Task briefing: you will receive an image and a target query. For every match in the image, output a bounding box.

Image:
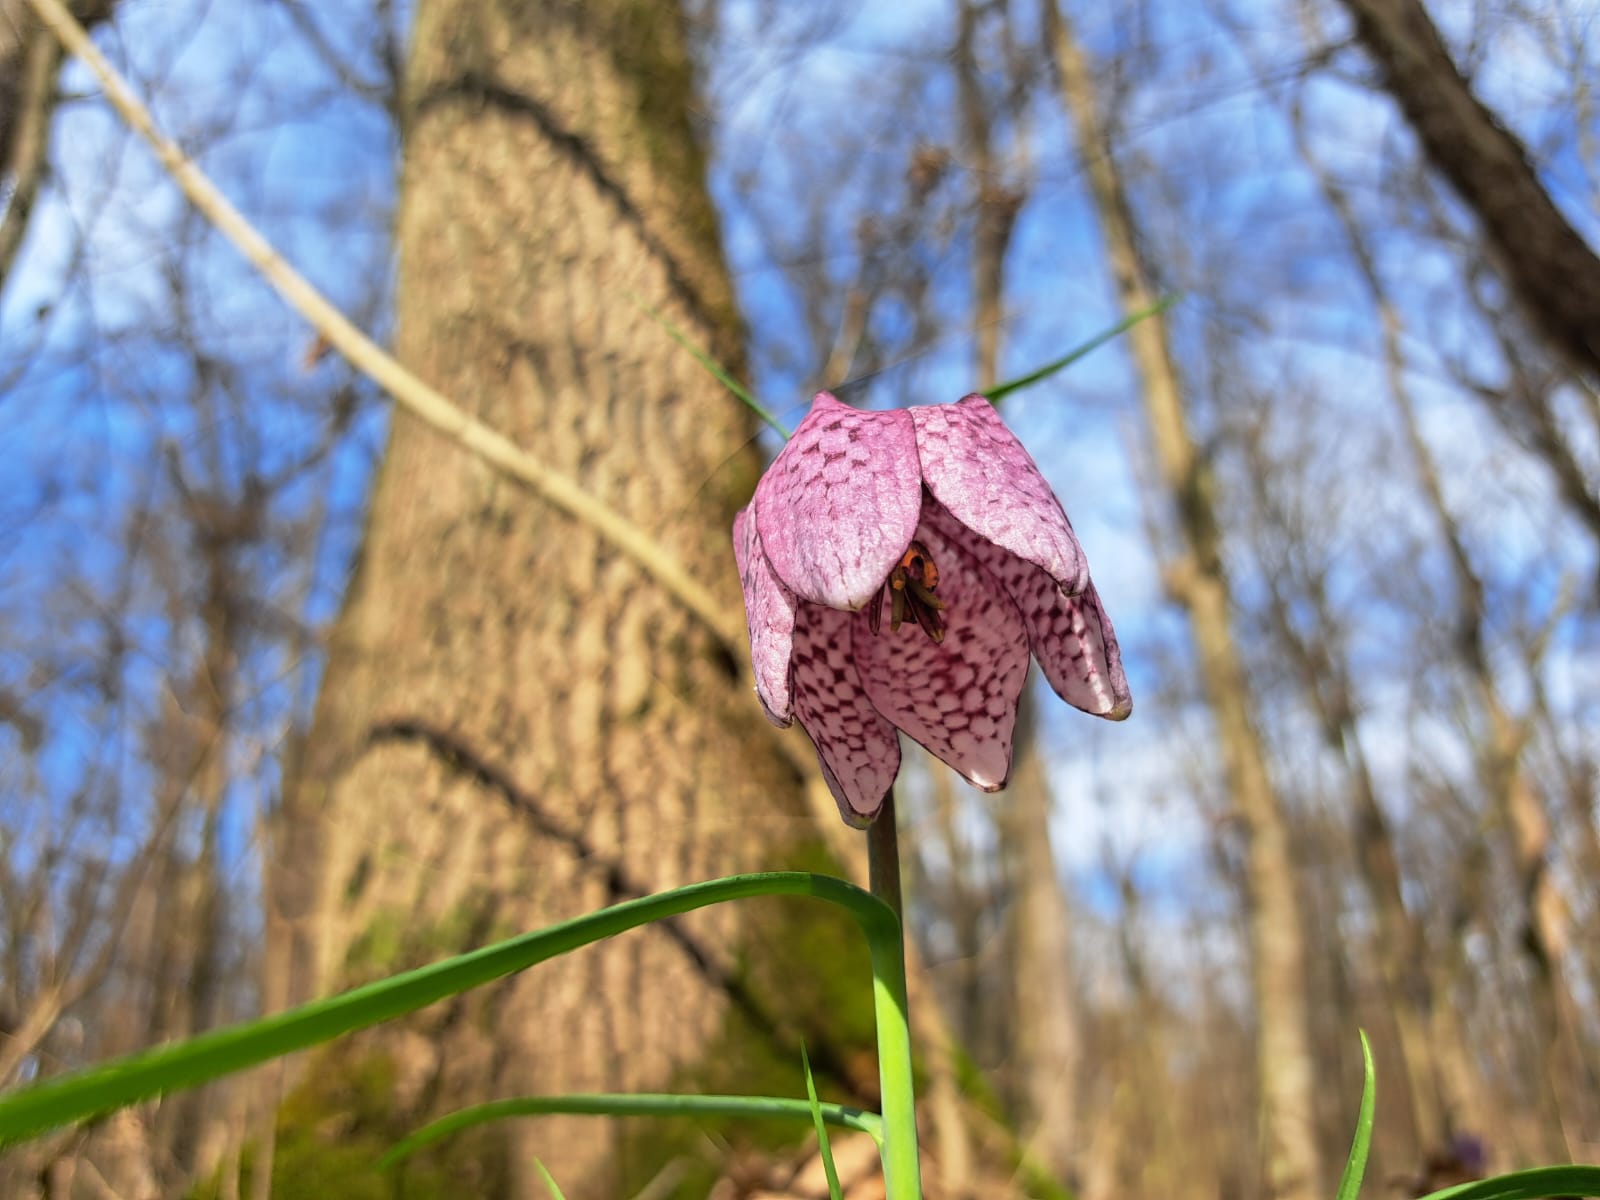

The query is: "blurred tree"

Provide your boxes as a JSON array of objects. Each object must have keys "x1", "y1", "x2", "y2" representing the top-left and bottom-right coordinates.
[
  {"x1": 950, "y1": 1, "x2": 1084, "y2": 1185},
  {"x1": 1337, "y1": 0, "x2": 1600, "y2": 383},
  {"x1": 1042, "y1": 3, "x2": 1324, "y2": 1197},
  {"x1": 0, "y1": 5, "x2": 59, "y2": 286},
  {"x1": 275, "y1": 1, "x2": 852, "y2": 1195}
]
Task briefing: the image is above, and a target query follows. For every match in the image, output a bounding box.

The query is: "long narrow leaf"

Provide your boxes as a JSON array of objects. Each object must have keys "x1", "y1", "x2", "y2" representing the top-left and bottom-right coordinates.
[
  {"x1": 1416, "y1": 1166, "x2": 1600, "y2": 1200},
  {"x1": 1335, "y1": 1030, "x2": 1377, "y2": 1200},
  {"x1": 381, "y1": 1092, "x2": 882, "y2": 1168},
  {"x1": 802, "y1": 1042, "x2": 845, "y2": 1200},
  {"x1": 0, "y1": 871, "x2": 895, "y2": 1146},
  {"x1": 532, "y1": 1159, "x2": 568, "y2": 1200},
  {"x1": 632, "y1": 293, "x2": 791, "y2": 438},
  {"x1": 986, "y1": 294, "x2": 1178, "y2": 404}
]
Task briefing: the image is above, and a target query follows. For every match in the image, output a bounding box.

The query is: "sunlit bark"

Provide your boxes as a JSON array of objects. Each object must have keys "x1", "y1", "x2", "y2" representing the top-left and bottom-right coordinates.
[{"x1": 283, "y1": 2, "x2": 838, "y2": 1194}]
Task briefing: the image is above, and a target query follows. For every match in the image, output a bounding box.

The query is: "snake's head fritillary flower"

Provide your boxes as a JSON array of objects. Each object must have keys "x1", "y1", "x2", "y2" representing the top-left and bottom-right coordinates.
[{"x1": 733, "y1": 392, "x2": 1131, "y2": 827}]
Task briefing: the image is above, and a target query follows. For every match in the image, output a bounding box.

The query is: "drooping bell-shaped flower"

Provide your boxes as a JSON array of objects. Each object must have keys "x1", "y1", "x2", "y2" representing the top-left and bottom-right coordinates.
[{"x1": 733, "y1": 392, "x2": 1131, "y2": 827}]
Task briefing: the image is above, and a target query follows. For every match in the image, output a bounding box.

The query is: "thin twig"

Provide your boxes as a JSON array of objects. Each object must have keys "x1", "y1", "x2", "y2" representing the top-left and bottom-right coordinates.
[{"x1": 25, "y1": 0, "x2": 743, "y2": 653}]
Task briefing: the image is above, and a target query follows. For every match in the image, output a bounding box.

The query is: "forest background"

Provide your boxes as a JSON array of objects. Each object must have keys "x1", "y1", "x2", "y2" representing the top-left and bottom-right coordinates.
[{"x1": 1, "y1": 0, "x2": 1598, "y2": 1197}]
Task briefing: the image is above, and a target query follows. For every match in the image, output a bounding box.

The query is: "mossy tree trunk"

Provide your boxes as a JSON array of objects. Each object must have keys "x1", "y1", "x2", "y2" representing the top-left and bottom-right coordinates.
[{"x1": 274, "y1": 2, "x2": 849, "y2": 1196}]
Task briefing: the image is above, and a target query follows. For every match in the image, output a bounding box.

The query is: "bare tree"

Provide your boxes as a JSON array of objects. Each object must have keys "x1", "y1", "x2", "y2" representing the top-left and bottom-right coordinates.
[
  {"x1": 1337, "y1": 0, "x2": 1600, "y2": 382},
  {"x1": 273, "y1": 1, "x2": 875, "y2": 1194},
  {"x1": 1043, "y1": 3, "x2": 1324, "y2": 1196}
]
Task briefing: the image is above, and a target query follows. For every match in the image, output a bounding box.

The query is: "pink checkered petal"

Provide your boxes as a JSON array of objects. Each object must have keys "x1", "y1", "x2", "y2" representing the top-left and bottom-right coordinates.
[
  {"x1": 910, "y1": 395, "x2": 1088, "y2": 594},
  {"x1": 924, "y1": 501, "x2": 1131, "y2": 720},
  {"x1": 1013, "y1": 575, "x2": 1132, "y2": 719},
  {"x1": 853, "y1": 507, "x2": 1030, "y2": 792},
  {"x1": 791, "y1": 603, "x2": 901, "y2": 826},
  {"x1": 732, "y1": 505, "x2": 797, "y2": 726},
  {"x1": 754, "y1": 392, "x2": 922, "y2": 611}
]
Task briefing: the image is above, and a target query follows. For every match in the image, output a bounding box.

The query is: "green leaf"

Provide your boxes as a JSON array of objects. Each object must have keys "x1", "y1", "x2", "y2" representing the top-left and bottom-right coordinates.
[
  {"x1": 632, "y1": 292, "x2": 791, "y2": 438},
  {"x1": 1335, "y1": 1029, "x2": 1377, "y2": 1200},
  {"x1": 986, "y1": 294, "x2": 1179, "y2": 405},
  {"x1": 1416, "y1": 1165, "x2": 1600, "y2": 1200},
  {"x1": 380, "y1": 1093, "x2": 882, "y2": 1168},
  {"x1": 802, "y1": 1041, "x2": 845, "y2": 1200},
  {"x1": 532, "y1": 1158, "x2": 568, "y2": 1200},
  {"x1": 0, "y1": 871, "x2": 897, "y2": 1147}
]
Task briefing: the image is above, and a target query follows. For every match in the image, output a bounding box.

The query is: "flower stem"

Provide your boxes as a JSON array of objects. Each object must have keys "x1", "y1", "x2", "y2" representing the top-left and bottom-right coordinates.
[
  {"x1": 868, "y1": 792, "x2": 905, "y2": 921},
  {"x1": 867, "y1": 792, "x2": 922, "y2": 1199}
]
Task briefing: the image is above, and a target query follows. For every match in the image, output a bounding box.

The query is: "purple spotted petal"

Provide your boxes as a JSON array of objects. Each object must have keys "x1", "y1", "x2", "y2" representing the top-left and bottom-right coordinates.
[
  {"x1": 1008, "y1": 574, "x2": 1132, "y2": 719},
  {"x1": 925, "y1": 500, "x2": 1131, "y2": 720},
  {"x1": 1053, "y1": 581, "x2": 1132, "y2": 718},
  {"x1": 791, "y1": 603, "x2": 902, "y2": 826},
  {"x1": 732, "y1": 505, "x2": 797, "y2": 726},
  {"x1": 754, "y1": 392, "x2": 922, "y2": 611},
  {"x1": 910, "y1": 396, "x2": 1088, "y2": 594},
  {"x1": 853, "y1": 501, "x2": 1030, "y2": 791}
]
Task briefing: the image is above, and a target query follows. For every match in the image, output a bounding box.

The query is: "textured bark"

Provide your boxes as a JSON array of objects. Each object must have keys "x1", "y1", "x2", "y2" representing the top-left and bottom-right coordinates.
[
  {"x1": 281, "y1": 3, "x2": 835, "y2": 1196},
  {"x1": 1337, "y1": 0, "x2": 1600, "y2": 380},
  {"x1": 1044, "y1": 4, "x2": 1323, "y2": 1197}
]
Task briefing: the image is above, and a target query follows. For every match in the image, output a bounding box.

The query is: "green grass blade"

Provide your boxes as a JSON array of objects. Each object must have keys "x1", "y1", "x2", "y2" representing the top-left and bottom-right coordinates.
[
  {"x1": 1416, "y1": 1165, "x2": 1600, "y2": 1200},
  {"x1": 0, "y1": 871, "x2": 896, "y2": 1147},
  {"x1": 802, "y1": 1042, "x2": 845, "y2": 1200},
  {"x1": 986, "y1": 294, "x2": 1178, "y2": 405},
  {"x1": 632, "y1": 293, "x2": 791, "y2": 438},
  {"x1": 1335, "y1": 1030, "x2": 1377, "y2": 1200},
  {"x1": 532, "y1": 1159, "x2": 568, "y2": 1200},
  {"x1": 380, "y1": 1093, "x2": 883, "y2": 1167}
]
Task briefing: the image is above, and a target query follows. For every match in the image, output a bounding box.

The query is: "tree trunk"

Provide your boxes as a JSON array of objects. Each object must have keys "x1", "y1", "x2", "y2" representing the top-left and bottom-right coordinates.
[
  {"x1": 0, "y1": 9, "x2": 61, "y2": 292},
  {"x1": 1336, "y1": 0, "x2": 1600, "y2": 382},
  {"x1": 1253, "y1": 534, "x2": 1444, "y2": 1158},
  {"x1": 1239, "y1": 38, "x2": 1475, "y2": 1157},
  {"x1": 1043, "y1": 4, "x2": 1323, "y2": 1197},
  {"x1": 998, "y1": 699, "x2": 1082, "y2": 1185},
  {"x1": 1381, "y1": 251, "x2": 1580, "y2": 1158},
  {"x1": 953, "y1": 5, "x2": 1077, "y2": 1180},
  {"x1": 280, "y1": 2, "x2": 843, "y2": 1195}
]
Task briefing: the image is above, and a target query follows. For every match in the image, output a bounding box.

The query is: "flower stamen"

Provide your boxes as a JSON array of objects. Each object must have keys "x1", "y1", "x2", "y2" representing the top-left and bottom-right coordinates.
[{"x1": 871, "y1": 540, "x2": 945, "y2": 644}]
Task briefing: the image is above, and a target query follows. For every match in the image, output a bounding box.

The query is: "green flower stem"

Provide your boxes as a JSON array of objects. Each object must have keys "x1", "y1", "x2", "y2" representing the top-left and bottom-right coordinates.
[
  {"x1": 868, "y1": 792, "x2": 905, "y2": 922},
  {"x1": 0, "y1": 871, "x2": 897, "y2": 1148},
  {"x1": 380, "y1": 1093, "x2": 882, "y2": 1168},
  {"x1": 867, "y1": 792, "x2": 922, "y2": 1200}
]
